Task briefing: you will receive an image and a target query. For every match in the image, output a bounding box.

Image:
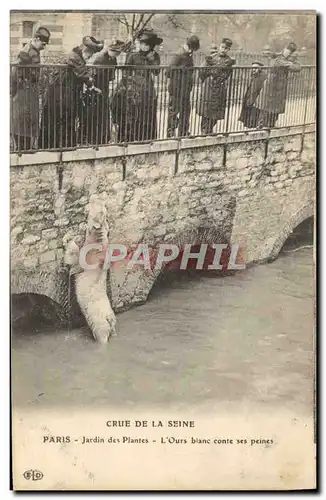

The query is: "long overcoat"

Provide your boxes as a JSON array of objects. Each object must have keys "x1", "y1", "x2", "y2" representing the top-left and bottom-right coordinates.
[
  {"x1": 196, "y1": 53, "x2": 234, "y2": 120},
  {"x1": 39, "y1": 46, "x2": 93, "y2": 149},
  {"x1": 257, "y1": 54, "x2": 301, "y2": 115},
  {"x1": 166, "y1": 49, "x2": 194, "y2": 101},
  {"x1": 81, "y1": 51, "x2": 117, "y2": 145},
  {"x1": 111, "y1": 50, "x2": 160, "y2": 142},
  {"x1": 239, "y1": 71, "x2": 267, "y2": 128},
  {"x1": 11, "y1": 42, "x2": 41, "y2": 143}
]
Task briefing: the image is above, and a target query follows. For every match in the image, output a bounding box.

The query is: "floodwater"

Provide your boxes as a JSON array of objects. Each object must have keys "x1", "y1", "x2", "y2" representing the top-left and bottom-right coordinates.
[{"x1": 11, "y1": 234, "x2": 314, "y2": 416}]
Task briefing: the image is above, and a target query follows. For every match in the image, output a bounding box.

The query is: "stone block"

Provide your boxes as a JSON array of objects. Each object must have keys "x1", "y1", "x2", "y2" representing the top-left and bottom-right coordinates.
[
  {"x1": 286, "y1": 151, "x2": 300, "y2": 161},
  {"x1": 283, "y1": 136, "x2": 302, "y2": 152},
  {"x1": 11, "y1": 226, "x2": 24, "y2": 243},
  {"x1": 48, "y1": 240, "x2": 58, "y2": 250},
  {"x1": 40, "y1": 250, "x2": 56, "y2": 264},
  {"x1": 22, "y1": 234, "x2": 41, "y2": 245},
  {"x1": 56, "y1": 249, "x2": 64, "y2": 261},
  {"x1": 233, "y1": 157, "x2": 248, "y2": 170},
  {"x1": 238, "y1": 189, "x2": 249, "y2": 197},
  {"x1": 42, "y1": 228, "x2": 58, "y2": 239},
  {"x1": 23, "y1": 256, "x2": 38, "y2": 268},
  {"x1": 280, "y1": 172, "x2": 290, "y2": 181}
]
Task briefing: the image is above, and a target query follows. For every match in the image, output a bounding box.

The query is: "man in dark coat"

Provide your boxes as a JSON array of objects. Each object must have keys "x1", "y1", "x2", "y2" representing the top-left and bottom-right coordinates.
[
  {"x1": 197, "y1": 38, "x2": 235, "y2": 134},
  {"x1": 257, "y1": 42, "x2": 301, "y2": 128},
  {"x1": 166, "y1": 35, "x2": 200, "y2": 138},
  {"x1": 111, "y1": 29, "x2": 162, "y2": 143},
  {"x1": 11, "y1": 27, "x2": 51, "y2": 151},
  {"x1": 39, "y1": 36, "x2": 103, "y2": 149},
  {"x1": 238, "y1": 62, "x2": 267, "y2": 129},
  {"x1": 85, "y1": 39, "x2": 125, "y2": 145}
]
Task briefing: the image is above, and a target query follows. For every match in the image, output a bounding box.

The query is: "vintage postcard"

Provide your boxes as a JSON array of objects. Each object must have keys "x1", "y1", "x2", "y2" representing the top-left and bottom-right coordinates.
[{"x1": 10, "y1": 9, "x2": 316, "y2": 490}]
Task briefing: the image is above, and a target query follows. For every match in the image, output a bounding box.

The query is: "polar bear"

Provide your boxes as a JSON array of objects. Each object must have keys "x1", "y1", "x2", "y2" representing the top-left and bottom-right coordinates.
[{"x1": 63, "y1": 197, "x2": 116, "y2": 344}]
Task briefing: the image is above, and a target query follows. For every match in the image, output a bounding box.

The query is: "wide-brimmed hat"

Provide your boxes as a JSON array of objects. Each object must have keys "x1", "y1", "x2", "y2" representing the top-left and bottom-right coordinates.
[
  {"x1": 82, "y1": 36, "x2": 104, "y2": 53},
  {"x1": 252, "y1": 61, "x2": 264, "y2": 66},
  {"x1": 34, "y1": 26, "x2": 51, "y2": 43},
  {"x1": 187, "y1": 35, "x2": 200, "y2": 51},
  {"x1": 108, "y1": 39, "x2": 126, "y2": 53},
  {"x1": 138, "y1": 29, "x2": 163, "y2": 46}
]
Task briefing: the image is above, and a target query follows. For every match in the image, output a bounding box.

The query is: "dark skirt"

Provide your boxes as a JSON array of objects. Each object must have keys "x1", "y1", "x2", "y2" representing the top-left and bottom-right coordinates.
[
  {"x1": 111, "y1": 83, "x2": 157, "y2": 143},
  {"x1": 79, "y1": 92, "x2": 111, "y2": 146},
  {"x1": 238, "y1": 105, "x2": 261, "y2": 129},
  {"x1": 38, "y1": 88, "x2": 111, "y2": 149},
  {"x1": 257, "y1": 110, "x2": 279, "y2": 128}
]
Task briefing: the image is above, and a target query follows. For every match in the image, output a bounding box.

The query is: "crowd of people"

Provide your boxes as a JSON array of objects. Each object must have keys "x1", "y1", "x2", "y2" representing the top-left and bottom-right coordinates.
[{"x1": 10, "y1": 26, "x2": 302, "y2": 150}]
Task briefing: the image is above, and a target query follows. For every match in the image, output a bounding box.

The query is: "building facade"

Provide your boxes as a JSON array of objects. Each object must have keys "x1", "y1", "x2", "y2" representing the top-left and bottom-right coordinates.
[{"x1": 10, "y1": 12, "x2": 123, "y2": 62}]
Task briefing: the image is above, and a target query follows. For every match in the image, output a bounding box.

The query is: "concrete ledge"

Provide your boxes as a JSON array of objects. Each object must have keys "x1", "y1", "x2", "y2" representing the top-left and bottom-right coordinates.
[
  {"x1": 61, "y1": 145, "x2": 127, "y2": 162},
  {"x1": 10, "y1": 124, "x2": 316, "y2": 167},
  {"x1": 10, "y1": 150, "x2": 61, "y2": 167},
  {"x1": 125, "y1": 140, "x2": 179, "y2": 156}
]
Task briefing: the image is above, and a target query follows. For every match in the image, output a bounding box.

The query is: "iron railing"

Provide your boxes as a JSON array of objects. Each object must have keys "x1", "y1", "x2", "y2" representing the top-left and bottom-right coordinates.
[
  {"x1": 10, "y1": 64, "x2": 316, "y2": 152},
  {"x1": 11, "y1": 50, "x2": 315, "y2": 66},
  {"x1": 158, "y1": 51, "x2": 315, "y2": 67}
]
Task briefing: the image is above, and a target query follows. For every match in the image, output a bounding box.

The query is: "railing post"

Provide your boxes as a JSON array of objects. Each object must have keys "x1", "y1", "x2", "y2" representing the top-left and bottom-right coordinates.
[
  {"x1": 301, "y1": 66, "x2": 313, "y2": 153},
  {"x1": 224, "y1": 69, "x2": 234, "y2": 135}
]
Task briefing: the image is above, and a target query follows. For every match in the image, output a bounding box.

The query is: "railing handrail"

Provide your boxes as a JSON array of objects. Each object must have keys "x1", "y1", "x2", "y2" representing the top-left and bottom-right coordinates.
[{"x1": 9, "y1": 63, "x2": 317, "y2": 69}]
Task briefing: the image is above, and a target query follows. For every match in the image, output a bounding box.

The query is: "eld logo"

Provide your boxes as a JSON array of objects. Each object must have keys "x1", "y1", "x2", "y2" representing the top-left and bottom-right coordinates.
[{"x1": 23, "y1": 469, "x2": 43, "y2": 481}]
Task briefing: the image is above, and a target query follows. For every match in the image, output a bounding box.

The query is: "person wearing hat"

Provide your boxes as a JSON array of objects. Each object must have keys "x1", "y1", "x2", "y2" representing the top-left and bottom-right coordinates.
[
  {"x1": 238, "y1": 61, "x2": 267, "y2": 129},
  {"x1": 38, "y1": 35, "x2": 104, "y2": 149},
  {"x1": 111, "y1": 29, "x2": 162, "y2": 142},
  {"x1": 166, "y1": 35, "x2": 200, "y2": 138},
  {"x1": 11, "y1": 26, "x2": 51, "y2": 151},
  {"x1": 257, "y1": 42, "x2": 301, "y2": 129},
  {"x1": 83, "y1": 39, "x2": 126, "y2": 145},
  {"x1": 196, "y1": 38, "x2": 235, "y2": 135}
]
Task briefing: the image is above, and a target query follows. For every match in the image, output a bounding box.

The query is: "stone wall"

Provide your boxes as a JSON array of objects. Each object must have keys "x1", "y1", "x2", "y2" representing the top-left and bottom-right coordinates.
[{"x1": 10, "y1": 125, "x2": 315, "y2": 313}]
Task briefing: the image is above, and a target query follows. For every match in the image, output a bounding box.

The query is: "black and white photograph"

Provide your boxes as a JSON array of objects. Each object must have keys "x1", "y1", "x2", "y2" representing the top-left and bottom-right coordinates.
[{"x1": 9, "y1": 9, "x2": 316, "y2": 491}]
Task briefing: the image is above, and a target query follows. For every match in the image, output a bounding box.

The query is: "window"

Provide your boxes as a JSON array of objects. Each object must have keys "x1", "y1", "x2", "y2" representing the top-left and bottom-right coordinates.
[{"x1": 22, "y1": 21, "x2": 35, "y2": 38}]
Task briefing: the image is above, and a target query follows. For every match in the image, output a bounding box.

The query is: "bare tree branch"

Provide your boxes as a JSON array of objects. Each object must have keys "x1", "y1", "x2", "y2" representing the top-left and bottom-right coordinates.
[
  {"x1": 138, "y1": 13, "x2": 155, "y2": 34},
  {"x1": 133, "y1": 14, "x2": 145, "y2": 34},
  {"x1": 117, "y1": 14, "x2": 129, "y2": 28}
]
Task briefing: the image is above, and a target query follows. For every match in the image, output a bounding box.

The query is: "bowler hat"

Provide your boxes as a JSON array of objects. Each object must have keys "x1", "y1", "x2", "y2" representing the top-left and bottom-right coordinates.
[
  {"x1": 221, "y1": 37, "x2": 233, "y2": 48},
  {"x1": 138, "y1": 29, "x2": 163, "y2": 47},
  {"x1": 187, "y1": 35, "x2": 200, "y2": 51},
  {"x1": 286, "y1": 42, "x2": 297, "y2": 53},
  {"x1": 82, "y1": 36, "x2": 104, "y2": 53},
  {"x1": 108, "y1": 39, "x2": 126, "y2": 53},
  {"x1": 34, "y1": 26, "x2": 51, "y2": 43}
]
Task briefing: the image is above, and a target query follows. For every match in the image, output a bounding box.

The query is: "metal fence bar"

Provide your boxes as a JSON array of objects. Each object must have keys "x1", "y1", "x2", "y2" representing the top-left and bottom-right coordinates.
[{"x1": 10, "y1": 63, "x2": 316, "y2": 153}]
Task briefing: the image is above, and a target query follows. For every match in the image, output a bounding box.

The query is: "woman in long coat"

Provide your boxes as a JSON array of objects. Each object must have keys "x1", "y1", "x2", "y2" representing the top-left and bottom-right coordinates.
[
  {"x1": 197, "y1": 38, "x2": 235, "y2": 134},
  {"x1": 111, "y1": 29, "x2": 162, "y2": 143},
  {"x1": 39, "y1": 36, "x2": 103, "y2": 149},
  {"x1": 257, "y1": 42, "x2": 301, "y2": 128},
  {"x1": 11, "y1": 27, "x2": 50, "y2": 151}
]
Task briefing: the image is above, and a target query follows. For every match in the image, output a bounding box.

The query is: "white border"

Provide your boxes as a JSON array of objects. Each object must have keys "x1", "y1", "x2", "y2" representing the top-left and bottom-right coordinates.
[{"x1": 1, "y1": 3, "x2": 324, "y2": 498}]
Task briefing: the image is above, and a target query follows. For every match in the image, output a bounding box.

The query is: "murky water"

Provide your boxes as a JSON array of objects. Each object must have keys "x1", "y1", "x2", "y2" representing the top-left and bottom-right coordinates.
[{"x1": 12, "y1": 243, "x2": 314, "y2": 415}]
